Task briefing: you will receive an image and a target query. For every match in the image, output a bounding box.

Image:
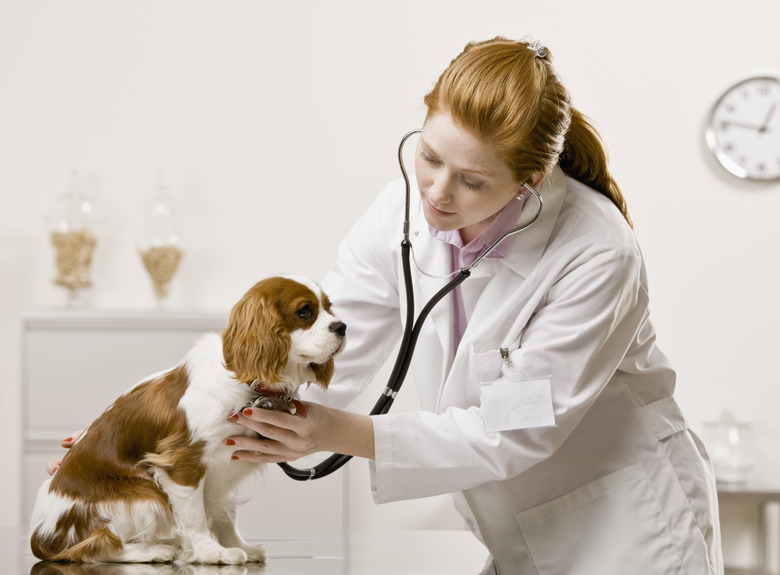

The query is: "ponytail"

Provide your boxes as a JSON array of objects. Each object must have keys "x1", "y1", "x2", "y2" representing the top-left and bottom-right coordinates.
[
  {"x1": 425, "y1": 37, "x2": 632, "y2": 228},
  {"x1": 559, "y1": 108, "x2": 632, "y2": 228}
]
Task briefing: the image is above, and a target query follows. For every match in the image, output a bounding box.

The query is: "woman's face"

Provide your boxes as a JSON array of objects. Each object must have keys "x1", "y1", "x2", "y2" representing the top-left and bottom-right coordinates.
[{"x1": 415, "y1": 111, "x2": 523, "y2": 244}]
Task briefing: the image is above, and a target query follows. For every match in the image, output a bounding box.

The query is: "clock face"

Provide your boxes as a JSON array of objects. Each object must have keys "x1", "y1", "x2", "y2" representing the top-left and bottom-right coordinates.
[{"x1": 706, "y1": 76, "x2": 780, "y2": 180}]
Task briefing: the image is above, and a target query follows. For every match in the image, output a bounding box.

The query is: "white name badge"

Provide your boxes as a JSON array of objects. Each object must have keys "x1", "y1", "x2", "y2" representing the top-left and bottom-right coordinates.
[{"x1": 480, "y1": 375, "x2": 556, "y2": 432}]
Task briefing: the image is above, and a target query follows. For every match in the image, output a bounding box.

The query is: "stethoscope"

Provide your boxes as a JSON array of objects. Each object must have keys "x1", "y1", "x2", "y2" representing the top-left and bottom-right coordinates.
[{"x1": 278, "y1": 129, "x2": 543, "y2": 481}]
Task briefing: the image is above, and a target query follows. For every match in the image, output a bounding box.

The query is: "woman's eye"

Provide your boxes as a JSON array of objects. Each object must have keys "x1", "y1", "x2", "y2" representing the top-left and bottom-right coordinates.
[
  {"x1": 420, "y1": 152, "x2": 441, "y2": 166},
  {"x1": 460, "y1": 175, "x2": 483, "y2": 191},
  {"x1": 297, "y1": 305, "x2": 313, "y2": 319}
]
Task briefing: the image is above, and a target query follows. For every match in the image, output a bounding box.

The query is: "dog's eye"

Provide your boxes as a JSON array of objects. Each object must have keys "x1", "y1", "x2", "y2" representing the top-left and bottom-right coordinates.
[{"x1": 297, "y1": 305, "x2": 313, "y2": 319}]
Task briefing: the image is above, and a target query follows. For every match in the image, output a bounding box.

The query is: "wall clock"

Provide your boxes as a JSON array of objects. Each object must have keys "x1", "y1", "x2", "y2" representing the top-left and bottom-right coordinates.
[{"x1": 705, "y1": 75, "x2": 780, "y2": 181}]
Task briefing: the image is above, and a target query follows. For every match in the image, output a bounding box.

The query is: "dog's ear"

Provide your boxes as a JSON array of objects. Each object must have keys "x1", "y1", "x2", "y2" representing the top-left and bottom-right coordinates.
[
  {"x1": 309, "y1": 358, "x2": 334, "y2": 389},
  {"x1": 222, "y1": 284, "x2": 290, "y2": 384}
]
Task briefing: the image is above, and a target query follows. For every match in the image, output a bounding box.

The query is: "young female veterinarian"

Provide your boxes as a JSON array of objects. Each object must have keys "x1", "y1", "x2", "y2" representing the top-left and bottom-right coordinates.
[
  {"x1": 54, "y1": 37, "x2": 723, "y2": 574},
  {"x1": 227, "y1": 37, "x2": 724, "y2": 574}
]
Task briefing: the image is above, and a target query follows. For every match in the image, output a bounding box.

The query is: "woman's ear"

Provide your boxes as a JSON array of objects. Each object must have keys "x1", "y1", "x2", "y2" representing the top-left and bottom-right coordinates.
[
  {"x1": 526, "y1": 172, "x2": 547, "y2": 189},
  {"x1": 222, "y1": 287, "x2": 290, "y2": 385},
  {"x1": 309, "y1": 358, "x2": 334, "y2": 390},
  {"x1": 525, "y1": 171, "x2": 545, "y2": 189}
]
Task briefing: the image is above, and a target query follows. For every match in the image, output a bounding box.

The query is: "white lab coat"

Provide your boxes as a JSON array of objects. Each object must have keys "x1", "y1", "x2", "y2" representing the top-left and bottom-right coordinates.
[{"x1": 306, "y1": 166, "x2": 723, "y2": 574}]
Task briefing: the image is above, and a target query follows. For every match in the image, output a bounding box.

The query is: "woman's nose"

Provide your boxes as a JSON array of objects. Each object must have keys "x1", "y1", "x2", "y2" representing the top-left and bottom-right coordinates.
[{"x1": 427, "y1": 176, "x2": 453, "y2": 205}]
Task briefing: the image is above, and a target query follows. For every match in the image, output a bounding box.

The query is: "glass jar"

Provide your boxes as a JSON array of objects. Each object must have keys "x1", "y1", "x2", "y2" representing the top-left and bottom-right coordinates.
[
  {"x1": 44, "y1": 170, "x2": 102, "y2": 306},
  {"x1": 704, "y1": 410, "x2": 756, "y2": 486},
  {"x1": 137, "y1": 174, "x2": 184, "y2": 307}
]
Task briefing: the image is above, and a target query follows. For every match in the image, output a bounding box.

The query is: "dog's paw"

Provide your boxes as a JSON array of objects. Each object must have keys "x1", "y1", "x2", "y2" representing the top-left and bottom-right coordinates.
[
  {"x1": 115, "y1": 543, "x2": 178, "y2": 563},
  {"x1": 242, "y1": 543, "x2": 266, "y2": 563},
  {"x1": 142, "y1": 544, "x2": 178, "y2": 563},
  {"x1": 201, "y1": 546, "x2": 248, "y2": 565}
]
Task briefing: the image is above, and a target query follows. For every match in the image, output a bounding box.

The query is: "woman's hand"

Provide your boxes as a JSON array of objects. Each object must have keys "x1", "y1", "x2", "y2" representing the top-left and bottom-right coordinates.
[
  {"x1": 226, "y1": 402, "x2": 375, "y2": 463},
  {"x1": 46, "y1": 430, "x2": 83, "y2": 475}
]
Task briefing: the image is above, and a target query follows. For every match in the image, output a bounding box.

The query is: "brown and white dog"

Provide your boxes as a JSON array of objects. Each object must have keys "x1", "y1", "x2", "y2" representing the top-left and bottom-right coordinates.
[{"x1": 30, "y1": 276, "x2": 346, "y2": 564}]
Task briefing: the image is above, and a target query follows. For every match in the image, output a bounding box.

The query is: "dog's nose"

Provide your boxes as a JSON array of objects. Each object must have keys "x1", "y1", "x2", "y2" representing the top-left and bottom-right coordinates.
[{"x1": 329, "y1": 321, "x2": 347, "y2": 337}]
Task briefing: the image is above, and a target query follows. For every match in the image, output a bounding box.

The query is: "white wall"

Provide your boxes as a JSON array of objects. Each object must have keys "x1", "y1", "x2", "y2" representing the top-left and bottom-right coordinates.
[{"x1": 2, "y1": 0, "x2": 780, "y2": 564}]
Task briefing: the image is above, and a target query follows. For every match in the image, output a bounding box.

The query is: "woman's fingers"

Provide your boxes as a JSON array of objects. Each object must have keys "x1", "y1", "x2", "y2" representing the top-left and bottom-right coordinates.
[
  {"x1": 227, "y1": 406, "x2": 317, "y2": 461},
  {"x1": 226, "y1": 402, "x2": 373, "y2": 461},
  {"x1": 62, "y1": 430, "x2": 83, "y2": 448},
  {"x1": 46, "y1": 459, "x2": 63, "y2": 476},
  {"x1": 226, "y1": 433, "x2": 301, "y2": 462},
  {"x1": 47, "y1": 430, "x2": 85, "y2": 475},
  {"x1": 241, "y1": 407, "x2": 313, "y2": 444}
]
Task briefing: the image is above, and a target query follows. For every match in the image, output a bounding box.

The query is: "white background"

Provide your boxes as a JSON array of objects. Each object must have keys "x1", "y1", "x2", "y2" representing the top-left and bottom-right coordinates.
[{"x1": 2, "y1": 0, "x2": 780, "y2": 567}]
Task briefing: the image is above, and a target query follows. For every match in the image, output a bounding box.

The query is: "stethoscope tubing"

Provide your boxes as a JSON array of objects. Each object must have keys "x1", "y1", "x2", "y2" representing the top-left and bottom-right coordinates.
[
  {"x1": 278, "y1": 260, "x2": 469, "y2": 480},
  {"x1": 279, "y1": 128, "x2": 540, "y2": 481}
]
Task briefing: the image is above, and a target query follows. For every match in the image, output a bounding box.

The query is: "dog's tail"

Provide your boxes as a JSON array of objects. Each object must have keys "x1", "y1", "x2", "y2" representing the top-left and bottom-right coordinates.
[{"x1": 31, "y1": 523, "x2": 123, "y2": 563}]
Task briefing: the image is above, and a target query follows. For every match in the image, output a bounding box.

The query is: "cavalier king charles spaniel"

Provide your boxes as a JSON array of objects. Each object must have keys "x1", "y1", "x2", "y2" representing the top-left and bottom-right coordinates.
[{"x1": 30, "y1": 276, "x2": 346, "y2": 564}]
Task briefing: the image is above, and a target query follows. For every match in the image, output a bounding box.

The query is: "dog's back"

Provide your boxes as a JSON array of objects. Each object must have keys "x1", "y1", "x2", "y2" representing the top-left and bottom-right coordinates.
[
  {"x1": 29, "y1": 333, "x2": 267, "y2": 564},
  {"x1": 30, "y1": 363, "x2": 197, "y2": 562}
]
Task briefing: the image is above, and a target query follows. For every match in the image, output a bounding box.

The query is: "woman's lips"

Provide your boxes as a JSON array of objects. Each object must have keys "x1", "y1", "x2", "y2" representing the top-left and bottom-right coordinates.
[{"x1": 426, "y1": 201, "x2": 455, "y2": 217}]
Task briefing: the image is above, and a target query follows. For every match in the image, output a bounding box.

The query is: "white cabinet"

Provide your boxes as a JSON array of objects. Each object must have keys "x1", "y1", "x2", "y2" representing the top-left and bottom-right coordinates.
[
  {"x1": 21, "y1": 310, "x2": 346, "y2": 538},
  {"x1": 719, "y1": 485, "x2": 780, "y2": 575}
]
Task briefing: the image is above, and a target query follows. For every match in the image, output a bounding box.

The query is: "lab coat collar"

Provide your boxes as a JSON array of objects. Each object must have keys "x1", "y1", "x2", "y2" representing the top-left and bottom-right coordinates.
[
  {"x1": 500, "y1": 165, "x2": 567, "y2": 279},
  {"x1": 407, "y1": 165, "x2": 567, "y2": 377},
  {"x1": 410, "y1": 164, "x2": 568, "y2": 281},
  {"x1": 409, "y1": 191, "x2": 455, "y2": 378}
]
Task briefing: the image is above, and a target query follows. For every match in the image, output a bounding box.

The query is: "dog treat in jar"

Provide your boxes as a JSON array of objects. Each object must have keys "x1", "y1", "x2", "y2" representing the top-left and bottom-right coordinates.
[
  {"x1": 140, "y1": 244, "x2": 184, "y2": 299},
  {"x1": 51, "y1": 229, "x2": 97, "y2": 290},
  {"x1": 44, "y1": 170, "x2": 105, "y2": 304}
]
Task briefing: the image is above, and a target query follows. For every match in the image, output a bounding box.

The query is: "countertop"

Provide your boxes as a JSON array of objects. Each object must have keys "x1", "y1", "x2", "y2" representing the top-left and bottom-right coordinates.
[{"x1": 3, "y1": 528, "x2": 489, "y2": 575}]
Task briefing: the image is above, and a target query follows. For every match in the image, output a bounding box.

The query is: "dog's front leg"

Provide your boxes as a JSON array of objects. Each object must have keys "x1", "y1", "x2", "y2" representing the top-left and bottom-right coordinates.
[
  {"x1": 204, "y1": 466, "x2": 266, "y2": 563},
  {"x1": 156, "y1": 472, "x2": 248, "y2": 564},
  {"x1": 207, "y1": 503, "x2": 267, "y2": 563}
]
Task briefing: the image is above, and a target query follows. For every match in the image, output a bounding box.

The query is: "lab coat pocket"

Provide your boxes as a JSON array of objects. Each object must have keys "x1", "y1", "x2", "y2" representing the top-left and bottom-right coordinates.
[
  {"x1": 472, "y1": 347, "x2": 504, "y2": 384},
  {"x1": 467, "y1": 348, "x2": 504, "y2": 406},
  {"x1": 515, "y1": 464, "x2": 684, "y2": 575}
]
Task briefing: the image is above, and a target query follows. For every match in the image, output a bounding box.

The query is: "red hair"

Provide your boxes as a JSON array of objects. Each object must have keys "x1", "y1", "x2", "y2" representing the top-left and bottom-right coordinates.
[{"x1": 424, "y1": 37, "x2": 632, "y2": 227}]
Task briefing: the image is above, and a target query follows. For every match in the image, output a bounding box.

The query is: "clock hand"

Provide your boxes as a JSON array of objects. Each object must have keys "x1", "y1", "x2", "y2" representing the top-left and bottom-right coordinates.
[
  {"x1": 720, "y1": 119, "x2": 763, "y2": 131},
  {"x1": 759, "y1": 102, "x2": 777, "y2": 134}
]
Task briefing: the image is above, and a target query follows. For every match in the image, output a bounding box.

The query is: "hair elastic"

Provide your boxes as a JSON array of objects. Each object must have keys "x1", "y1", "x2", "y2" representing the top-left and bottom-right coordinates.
[{"x1": 527, "y1": 40, "x2": 546, "y2": 59}]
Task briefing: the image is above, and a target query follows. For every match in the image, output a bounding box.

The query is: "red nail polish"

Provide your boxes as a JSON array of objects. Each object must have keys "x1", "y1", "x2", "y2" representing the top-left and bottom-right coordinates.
[
  {"x1": 64, "y1": 437, "x2": 73, "y2": 443},
  {"x1": 227, "y1": 413, "x2": 238, "y2": 421},
  {"x1": 243, "y1": 408, "x2": 253, "y2": 416},
  {"x1": 225, "y1": 439, "x2": 235, "y2": 446},
  {"x1": 231, "y1": 455, "x2": 239, "y2": 460}
]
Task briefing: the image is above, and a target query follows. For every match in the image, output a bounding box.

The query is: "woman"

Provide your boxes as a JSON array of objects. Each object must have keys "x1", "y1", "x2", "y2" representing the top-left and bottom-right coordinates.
[
  {"x1": 56, "y1": 38, "x2": 723, "y2": 573},
  {"x1": 227, "y1": 37, "x2": 723, "y2": 574}
]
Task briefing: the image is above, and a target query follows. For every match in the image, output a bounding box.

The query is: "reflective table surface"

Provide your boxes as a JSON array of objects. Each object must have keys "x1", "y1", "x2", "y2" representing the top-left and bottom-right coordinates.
[{"x1": 4, "y1": 528, "x2": 488, "y2": 575}]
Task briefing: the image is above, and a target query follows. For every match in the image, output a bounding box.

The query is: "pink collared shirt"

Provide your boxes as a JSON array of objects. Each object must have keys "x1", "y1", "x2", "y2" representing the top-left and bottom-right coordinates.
[{"x1": 428, "y1": 195, "x2": 528, "y2": 350}]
